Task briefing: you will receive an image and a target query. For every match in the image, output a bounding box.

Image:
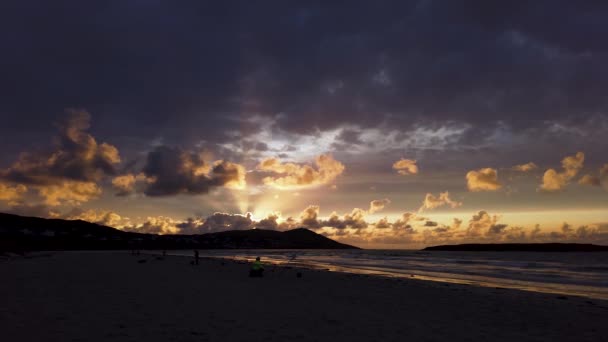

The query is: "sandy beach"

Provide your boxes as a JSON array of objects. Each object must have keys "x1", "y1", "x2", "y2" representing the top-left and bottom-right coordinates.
[{"x1": 2, "y1": 252, "x2": 607, "y2": 342}]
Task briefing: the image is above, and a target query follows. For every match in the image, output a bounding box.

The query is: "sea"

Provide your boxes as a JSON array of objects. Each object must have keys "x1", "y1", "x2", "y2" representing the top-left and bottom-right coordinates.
[{"x1": 165, "y1": 249, "x2": 608, "y2": 300}]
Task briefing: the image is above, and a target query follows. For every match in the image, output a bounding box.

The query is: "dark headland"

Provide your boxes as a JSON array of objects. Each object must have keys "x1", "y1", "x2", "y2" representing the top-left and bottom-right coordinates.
[
  {"x1": 0, "y1": 212, "x2": 358, "y2": 252},
  {"x1": 423, "y1": 243, "x2": 608, "y2": 252}
]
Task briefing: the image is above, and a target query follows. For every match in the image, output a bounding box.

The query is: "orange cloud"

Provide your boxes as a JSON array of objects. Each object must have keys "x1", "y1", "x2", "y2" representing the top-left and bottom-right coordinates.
[
  {"x1": 578, "y1": 163, "x2": 608, "y2": 191},
  {"x1": 369, "y1": 198, "x2": 391, "y2": 214},
  {"x1": 579, "y1": 174, "x2": 601, "y2": 186},
  {"x1": 65, "y1": 209, "x2": 125, "y2": 227},
  {"x1": 540, "y1": 152, "x2": 584, "y2": 192},
  {"x1": 512, "y1": 162, "x2": 538, "y2": 172},
  {"x1": 466, "y1": 168, "x2": 502, "y2": 191},
  {"x1": 324, "y1": 208, "x2": 368, "y2": 229},
  {"x1": 37, "y1": 181, "x2": 102, "y2": 206},
  {"x1": 0, "y1": 182, "x2": 27, "y2": 205},
  {"x1": 257, "y1": 154, "x2": 345, "y2": 189},
  {"x1": 466, "y1": 210, "x2": 503, "y2": 237},
  {"x1": 419, "y1": 192, "x2": 462, "y2": 212},
  {"x1": 122, "y1": 216, "x2": 181, "y2": 235},
  {"x1": 392, "y1": 212, "x2": 416, "y2": 230},
  {"x1": 392, "y1": 158, "x2": 418, "y2": 175},
  {"x1": 0, "y1": 110, "x2": 120, "y2": 206},
  {"x1": 111, "y1": 173, "x2": 148, "y2": 196}
]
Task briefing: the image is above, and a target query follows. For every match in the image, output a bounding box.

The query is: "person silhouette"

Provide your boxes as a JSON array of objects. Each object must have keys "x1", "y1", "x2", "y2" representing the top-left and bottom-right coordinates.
[
  {"x1": 194, "y1": 250, "x2": 199, "y2": 265},
  {"x1": 249, "y1": 257, "x2": 264, "y2": 277}
]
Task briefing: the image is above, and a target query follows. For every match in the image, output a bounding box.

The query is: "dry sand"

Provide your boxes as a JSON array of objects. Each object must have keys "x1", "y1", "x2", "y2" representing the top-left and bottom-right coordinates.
[{"x1": 1, "y1": 251, "x2": 607, "y2": 342}]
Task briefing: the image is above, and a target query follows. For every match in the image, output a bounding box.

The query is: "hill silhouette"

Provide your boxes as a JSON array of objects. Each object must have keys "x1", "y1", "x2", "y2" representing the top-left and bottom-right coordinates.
[
  {"x1": 423, "y1": 243, "x2": 608, "y2": 252},
  {"x1": 0, "y1": 213, "x2": 358, "y2": 252}
]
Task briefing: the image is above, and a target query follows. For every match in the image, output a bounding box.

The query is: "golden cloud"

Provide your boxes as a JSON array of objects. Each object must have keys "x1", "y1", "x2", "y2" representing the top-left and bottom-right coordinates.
[
  {"x1": 419, "y1": 192, "x2": 462, "y2": 212},
  {"x1": 466, "y1": 168, "x2": 502, "y2": 191},
  {"x1": 369, "y1": 198, "x2": 391, "y2": 214},
  {"x1": 257, "y1": 154, "x2": 345, "y2": 189},
  {"x1": 579, "y1": 174, "x2": 601, "y2": 186},
  {"x1": 122, "y1": 216, "x2": 181, "y2": 235},
  {"x1": 37, "y1": 181, "x2": 102, "y2": 206},
  {"x1": 333, "y1": 208, "x2": 367, "y2": 229},
  {"x1": 3, "y1": 110, "x2": 120, "y2": 185},
  {"x1": 512, "y1": 162, "x2": 538, "y2": 172},
  {"x1": 0, "y1": 182, "x2": 27, "y2": 205},
  {"x1": 66, "y1": 209, "x2": 125, "y2": 227},
  {"x1": 466, "y1": 210, "x2": 502, "y2": 237},
  {"x1": 392, "y1": 158, "x2": 418, "y2": 175},
  {"x1": 392, "y1": 212, "x2": 416, "y2": 230},
  {"x1": 111, "y1": 173, "x2": 148, "y2": 196},
  {"x1": 374, "y1": 217, "x2": 391, "y2": 228},
  {"x1": 0, "y1": 110, "x2": 121, "y2": 206},
  {"x1": 579, "y1": 163, "x2": 608, "y2": 191},
  {"x1": 540, "y1": 152, "x2": 584, "y2": 192}
]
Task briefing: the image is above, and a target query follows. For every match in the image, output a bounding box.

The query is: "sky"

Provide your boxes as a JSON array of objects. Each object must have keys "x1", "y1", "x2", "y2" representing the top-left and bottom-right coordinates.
[{"x1": 0, "y1": 1, "x2": 607, "y2": 248}]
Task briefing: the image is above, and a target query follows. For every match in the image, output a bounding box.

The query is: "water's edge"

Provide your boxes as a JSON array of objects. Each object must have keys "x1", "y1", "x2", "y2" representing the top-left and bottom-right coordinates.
[{"x1": 149, "y1": 249, "x2": 608, "y2": 300}]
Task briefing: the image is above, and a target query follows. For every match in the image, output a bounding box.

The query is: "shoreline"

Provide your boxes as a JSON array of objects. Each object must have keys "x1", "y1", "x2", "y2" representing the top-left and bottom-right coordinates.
[{"x1": 145, "y1": 249, "x2": 608, "y2": 301}]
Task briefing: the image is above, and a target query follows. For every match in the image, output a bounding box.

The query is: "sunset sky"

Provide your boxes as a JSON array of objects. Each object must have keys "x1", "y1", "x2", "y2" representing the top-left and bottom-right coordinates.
[{"x1": 1, "y1": 1, "x2": 607, "y2": 248}]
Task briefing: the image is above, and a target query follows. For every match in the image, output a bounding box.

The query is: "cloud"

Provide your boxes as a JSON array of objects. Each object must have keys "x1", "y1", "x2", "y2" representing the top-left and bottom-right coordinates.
[
  {"x1": 255, "y1": 213, "x2": 280, "y2": 230},
  {"x1": 602, "y1": 164, "x2": 608, "y2": 191},
  {"x1": 578, "y1": 163, "x2": 608, "y2": 190},
  {"x1": 419, "y1": 192, "x2": 462, "y2": 212},
  {"x1": 37, "y1": 181, "x2": 102, "y2": 206},
  {"x1": 452, "y1": 218, "x2": 463, "y2": 230},
  {"x1": 2, "y1": 110, "x2": 120, "y2": 185},
  {"x1": 512, "y1": 162, "x2": 538, "y2": 172},
  {"x1": 63, "y1": 208, "x2": 183, "y2": 235},
  {"x1": 466, "y1": 168, "x2": 502, "y2": 191},
  {"x1": 323, "y1": 208, "x2": 368, "y2": 229},
  {"x1": 257, "y1": 154, "x2": 345, "y2": 189},
  {"x1": 0, "y1": 182, "x2": 27, "y2": 205},
  {"x1": 170, "y1": 213, "x2": 259, "y2": 234},
  {"x1": 466, "y1": 210, "x2": 505, "y2": 238},
  {"x1": 122, "y1": 216, "x2": 181, "y2": 235},
  {"x1": 285, "y1": 205, "x2": 371, "y2": 230},
  {"x1": 369, "y1": 198, "x2": 391, "y2": 214},
  {"x1": 298, "y1": 205, "x2": 321, "y2": 228},
  {"x1": 52, "y1": 203, "x2": 608, "y2": 247},
  {"x1": 198, "y1": 212, "x2": 254, "y2": 232},
  {"x1": 111, "y1": 173, "x2": 148, "y2": 196},
  {"x1": 374, "y1": 217, "x2": 391, "y2": 229},
  {"x1": 141, "y1": 145, "x2": 246, "y2": 196},
  {"x1": 391, "y1": 212, "x2": 415, "y2": 230},
  {"x1": 0, "y1": 110, "x2": 120, "y2": 206},
  {"x1": 65, "y1": 209, "x2": 125, "y2": 227},
  {"x1": 579, "y1": 174, "x2": 601, "y2": 186},
  {"x1": 540, "y1": 152, "x2": 584, "y2": 192},
  {"x1": 392, "y1": 159, "x2": 418, "y2": 175}
]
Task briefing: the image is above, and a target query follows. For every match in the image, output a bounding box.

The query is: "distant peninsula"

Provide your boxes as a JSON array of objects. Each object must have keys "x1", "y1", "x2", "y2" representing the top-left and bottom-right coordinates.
[
  {"x1": 423, "y1": 243, "x2": 608, "y2": 252},
  {"x1": 0, "y1": 213, "x2": 358, "y2": 252}
]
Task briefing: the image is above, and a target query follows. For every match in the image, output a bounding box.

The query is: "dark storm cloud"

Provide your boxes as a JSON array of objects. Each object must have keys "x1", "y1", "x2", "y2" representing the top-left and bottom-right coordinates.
[
  {"x1": 1, "y1": 0, "x2": 607, "y2": 166},
  {"x1": 140, "y1": 145, "x2": 245, "y2": 196},
  {"x1": 1, "y1": 110, "x2": 120, "y2": 185}
]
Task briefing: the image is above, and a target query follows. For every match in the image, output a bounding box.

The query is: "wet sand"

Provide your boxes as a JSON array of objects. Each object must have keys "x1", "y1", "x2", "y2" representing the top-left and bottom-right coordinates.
[{"x1": 1, "y1": 251, "x2": 607, "y2": 341}]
